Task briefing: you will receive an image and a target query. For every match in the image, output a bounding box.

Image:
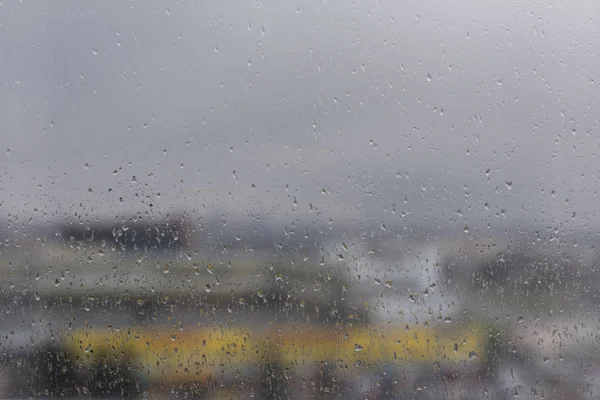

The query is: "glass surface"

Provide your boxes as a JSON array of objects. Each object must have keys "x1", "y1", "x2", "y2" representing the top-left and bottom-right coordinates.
[{"x1": 1, "y1": 0, "x2": 598, "y2": 398}]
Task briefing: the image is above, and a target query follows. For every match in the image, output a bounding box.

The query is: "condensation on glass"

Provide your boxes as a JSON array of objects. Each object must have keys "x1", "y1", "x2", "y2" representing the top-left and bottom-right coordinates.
[{"x1": 0, "y1": 0, "x2": 596, "y2": 398}]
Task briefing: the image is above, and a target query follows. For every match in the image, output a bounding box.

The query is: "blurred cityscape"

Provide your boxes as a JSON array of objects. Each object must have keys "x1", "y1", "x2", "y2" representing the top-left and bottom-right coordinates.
[
  {"x1": 2, "y1": 1, "x2": 599, "y2": 398},
  {"x1": 0, "y1": 212, "x2": 598, "y2": 399}
]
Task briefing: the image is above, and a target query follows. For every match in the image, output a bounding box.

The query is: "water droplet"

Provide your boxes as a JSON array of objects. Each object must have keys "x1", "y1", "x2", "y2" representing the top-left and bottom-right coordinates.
[
  {"x1": 517, "y1": 316, "x2": 524, "y2": 323},
  {"x1": 469, "y1": 351, "x2": 478, "y2": 360},
  {"x1": 426, "y1": 73, "x2": 432, "y2": 81},
  {"x1": 384, "y1": 280, "x2": 393, "y2": 288},
  {"x1": 444, "y1": 316, "x2": 452, "y2": 323},
  {"x1": 205, "y1": 284, "x2": 211, "y2": 292},
  {"x1": 92, "y1": 48, "x2": 98, "y2": 55},
  {"x1": 505, "y1": 181, "x2": 513, "y2": 190},
  {"x1": 354, "y1": 344, "x2": 363, "y2": 352},
  {"x1": 408, "y1": 294, "x2": 416, "y2": 303},
  {"x1": 34, "y1": 292, "x2": 40, "y2": 301}
]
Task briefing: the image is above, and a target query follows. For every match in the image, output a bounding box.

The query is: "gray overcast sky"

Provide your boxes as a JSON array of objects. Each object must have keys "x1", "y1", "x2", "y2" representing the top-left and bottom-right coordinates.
[{"x1": 1, "y1": 0, "x2": 600, "y2": 234}]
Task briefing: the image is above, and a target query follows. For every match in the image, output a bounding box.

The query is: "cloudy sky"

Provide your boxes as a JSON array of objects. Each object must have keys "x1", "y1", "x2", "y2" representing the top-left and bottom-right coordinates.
[{"x1": 1, "y1": 0, "x2": 600, "y2": 235}]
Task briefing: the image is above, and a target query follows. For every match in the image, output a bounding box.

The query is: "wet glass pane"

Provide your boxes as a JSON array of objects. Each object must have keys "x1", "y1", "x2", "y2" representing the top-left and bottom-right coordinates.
[{"x1": 0, "y1": 0, "x2": 597, "y2": 398}]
